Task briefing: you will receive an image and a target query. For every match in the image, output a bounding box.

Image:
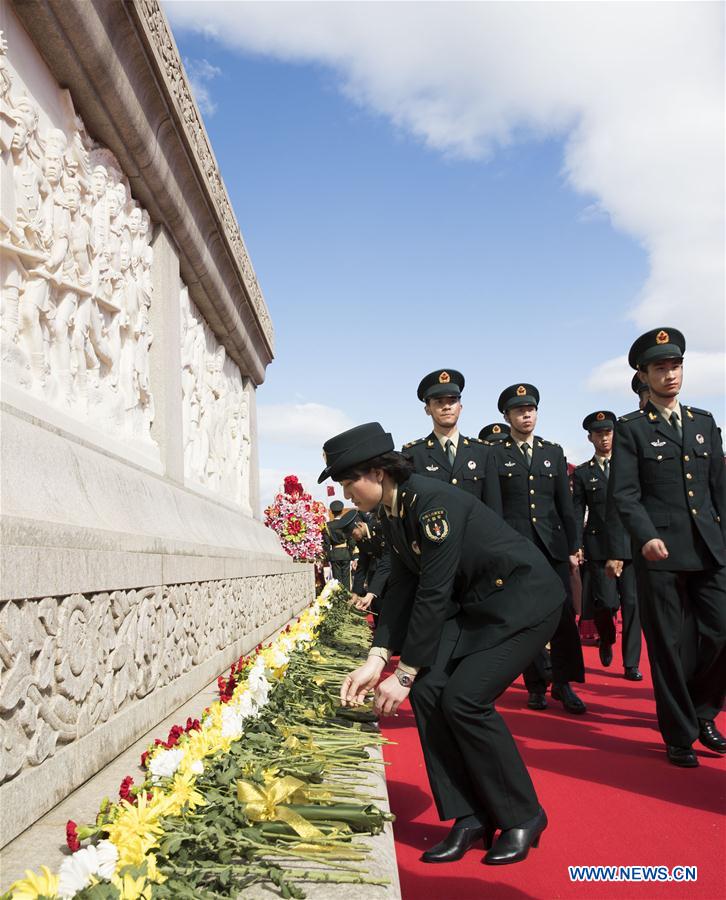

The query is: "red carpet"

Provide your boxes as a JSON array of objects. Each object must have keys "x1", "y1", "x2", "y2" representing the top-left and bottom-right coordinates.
[{"x1": 381, "y1": 636, "x2": 726, "y2": 899}]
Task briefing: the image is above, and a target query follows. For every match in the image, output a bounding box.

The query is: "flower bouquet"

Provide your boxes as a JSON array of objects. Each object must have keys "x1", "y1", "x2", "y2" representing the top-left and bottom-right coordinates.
[{"x1": 264, "y1": 475, "x2": 327, "y2": 563}]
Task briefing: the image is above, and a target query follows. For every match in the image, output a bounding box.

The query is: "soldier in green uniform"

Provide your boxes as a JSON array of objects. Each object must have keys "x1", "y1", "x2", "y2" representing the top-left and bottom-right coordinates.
[
  {"x1": 320, "y1": 423, "x2": 563, "y2": 865},
  {"x1": 322, "y1": 500, "x2": 356, "y2": 590},
  {"x1": 609, "y1": 328, "x2": 726, "y2": 766},
  {"x1": 402, "y1": 369, "x2": 502, "y2": 514},
  {"x1": 348, "y1": 510, "x2": 391, "y2": 614},
  {"x1": 632, "y1": 372, "x2": 650, "y2": 410},
  {"x1": 573, "y1": 410, "x2": 642, "y2": 680},
  {"x1": 479, "y1": 422, "x2": 511, "y2": 444},
  {"x1": 491, "y1": 384, "x2": 586, "y2": 714}
]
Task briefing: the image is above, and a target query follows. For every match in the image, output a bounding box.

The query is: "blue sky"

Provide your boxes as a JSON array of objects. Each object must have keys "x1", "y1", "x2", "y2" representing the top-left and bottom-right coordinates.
[{"x1": 166, "y1": 2, "x2": 725, "y2": 507}]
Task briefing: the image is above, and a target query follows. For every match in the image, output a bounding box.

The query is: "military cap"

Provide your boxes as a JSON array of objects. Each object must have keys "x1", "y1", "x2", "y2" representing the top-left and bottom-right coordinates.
[
  {"x1": 417, "y1": 369, "x2": 465, "y2": 402},
  {"x1": 631, "y1": 373, "x2": 649, "y2": 395},
  {"x1": 319, "y1": 422, "x2": 394, "y2": 483},
  {"x1": 582, "y1": 410, "x2": 617, "y2": 432},
  {"x1": 478, "y1": 422, "x2": 511, "y2": 442},
  {"x1": 497, "y1": 383, "x2": 540, "y2": 413},
  {"x1": 329, "y1": 500, "x2": 344, "y2": 514},
  {"x1": 336, "y1": 509, "x2": 361, "y2": 537},
  {"x1": 628, "y1": 327, "x2": 685, "y2": 369}
]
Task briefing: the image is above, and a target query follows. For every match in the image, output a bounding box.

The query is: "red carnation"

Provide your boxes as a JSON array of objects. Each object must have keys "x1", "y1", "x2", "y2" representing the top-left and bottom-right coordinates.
[
  {"x1": 140, "y1": 749, "x2": 150, "y2": 768},
  {"x1": 119, "y1": 775, "x2": 134, "y2": 802},
  {"x1": 66, "y1": 820, "x2": 81, "y2": 853}
]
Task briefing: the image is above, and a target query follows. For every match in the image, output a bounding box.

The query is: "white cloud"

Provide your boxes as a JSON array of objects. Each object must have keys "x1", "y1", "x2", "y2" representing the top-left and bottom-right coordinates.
[
  {"x1": 168, "y1": 0, "x2": 724, "y2": 380},
  {"x1": 588, "y1": 351, "x2": 726, "y2": 401},
  {"x1": 258, "y1": 402, "x2": 355, "y2": 446},
  {"x1": 184, "y1": 56, "x2": 222, "y2": 115}
]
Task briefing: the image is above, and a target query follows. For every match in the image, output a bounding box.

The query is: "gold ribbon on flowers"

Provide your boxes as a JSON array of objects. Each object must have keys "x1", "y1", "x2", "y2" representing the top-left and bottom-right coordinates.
[{"x1": 236, "y1": 776, "x2": 323, "y2": 839}]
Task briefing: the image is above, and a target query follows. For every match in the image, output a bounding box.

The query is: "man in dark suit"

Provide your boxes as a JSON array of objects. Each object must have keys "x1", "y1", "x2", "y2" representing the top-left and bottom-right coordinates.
[
  {"x1": 573, "y1": 410, "x2": 642, "y2": 680},
  {"x1": 322, "y1": 500, "x2": 356, "y2": 590},
  {"x1": 491, "y1": 383, "x2": 586, "y2": 714},
  {"x1": 609, "y1": 327, "x2": 726, "y2": 767},
  {"x1": 402, "y1": 369, "x2": 502, "y2": 515}
]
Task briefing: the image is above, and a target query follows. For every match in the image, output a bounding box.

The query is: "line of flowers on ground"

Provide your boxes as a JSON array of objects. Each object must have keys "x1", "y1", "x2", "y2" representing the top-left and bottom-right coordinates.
[{"x1": 7, "y1": 580, "x2": 389, "y2": 900}]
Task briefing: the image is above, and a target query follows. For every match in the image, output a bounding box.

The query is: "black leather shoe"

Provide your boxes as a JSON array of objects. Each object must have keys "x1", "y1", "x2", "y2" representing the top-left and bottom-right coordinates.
[
  {"x1": 551, "y1": 682, "x2": 587, "y2": 715},
  {"x1": 698, "y1": 719, "x2": 726, "y2": 754},
  {"x1": 527, "y1": 692, "x2": 548, "y2": 710},
  {"x1": 624, "y1": 666, "x2": 643, "y2": 681},
  {"x1": 484, "y1": 807, "x2": 547, "y2": 865},
  {"x1": 598, "y1": 641, "x2": 613, "y2": 667},
  {"x1": 666, "y1": 745, "x2": 699, "y2": 767},
  {"x1": 421, "y1": 823, "x2": 495, "y2": 863}
]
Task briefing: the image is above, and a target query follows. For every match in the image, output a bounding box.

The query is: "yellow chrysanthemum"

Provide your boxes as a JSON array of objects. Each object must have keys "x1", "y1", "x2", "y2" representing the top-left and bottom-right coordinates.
[
  {"x1": 166, "y1": 773, "x2": 205, "y2": 815},
  {"x1": 105, "y1": 791, "x2": 172, "y2": 867},
  {"x1": 8, "y1": 865, "x2": 59, "y2": 899},
  {"x1": 112, "y1": 871, "x2": 153, "y2": 900}
]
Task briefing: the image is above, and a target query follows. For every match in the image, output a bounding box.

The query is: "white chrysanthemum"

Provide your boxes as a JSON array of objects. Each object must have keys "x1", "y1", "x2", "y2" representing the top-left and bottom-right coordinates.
[
  {"x1": 149, "y1": 747, "x2": 185, "y2": 783},
  {"x1": 234, "y1": 689, "x2": 257, "y2": 720},
  {"x1": 190, "y1": 759, "x2": 204, "y2": 775},
  {"x1": 221, "y1": 705, "x2": 243, "y2": 739},
  {"x1": 95, "y1": 840, "x2": 118, "y2": 880},
  {"x1": 267, "y1": 647, "x2": 289, "y2": 670},
  {"x1": 58, "y1": 846, "x2": 99, "y2": 898},
  {"x1": 249, "y1": 675, "x2": 270, "y2": 707}
]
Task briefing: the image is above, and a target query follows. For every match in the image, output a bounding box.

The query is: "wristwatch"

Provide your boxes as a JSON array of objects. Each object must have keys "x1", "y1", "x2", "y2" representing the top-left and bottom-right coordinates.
[{"x1": 395, "y1": 668, "x2": 414, "y2": 688}]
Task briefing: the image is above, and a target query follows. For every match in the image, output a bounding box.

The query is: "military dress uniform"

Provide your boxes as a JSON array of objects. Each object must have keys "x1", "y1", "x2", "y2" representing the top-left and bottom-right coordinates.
[
  {"x1": 572, "y1": 411, "x2": 642, "y2": 675},
  {"x1": 322, "y1": 501, "x2": 356, "y2": 590},
  {"x1": 492, "y1": 384, "x2": 586, "y2": 710},
  {"x1": 350, "y1": 510, "x2": 391, "y2": 612},
  {"x1": 319, "y1": 423, "x2": 563, "y2": 859},
  {"x1": 609, "y1": 328, "x2": 726, "y2": 764},
  {"x1": 402, "y1": 370, "x2": 503, "y2": 515}
]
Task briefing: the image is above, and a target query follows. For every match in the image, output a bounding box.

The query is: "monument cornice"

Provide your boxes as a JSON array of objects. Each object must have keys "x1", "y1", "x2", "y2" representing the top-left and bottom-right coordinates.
[{"x1": 10, "y1": 0, "x2": 274, "y2": 383}]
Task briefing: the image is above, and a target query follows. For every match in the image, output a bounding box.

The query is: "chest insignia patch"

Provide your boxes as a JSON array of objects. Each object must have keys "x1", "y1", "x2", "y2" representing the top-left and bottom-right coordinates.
[
  {"x1": 421, "y1": 508, "x2": 450, "y2": 543},
  {"x1": 505, "y1": 460, "x2": 516, "y2": 467},
  {"x1": 650, "y1": 440, "x2": 666, "y2": 447},
  {"x1": 696, "y1": 433, "x2": 705, "y2": 444},
  {"x1": 544, "y1": 459, "x2": 551, "y2": 468},
  {"x1": 426, "y1": 464, "x2": 439, "y2": 472},
  {"x1": 468, "y1": 460, "x2": 476, "y2": 469}
]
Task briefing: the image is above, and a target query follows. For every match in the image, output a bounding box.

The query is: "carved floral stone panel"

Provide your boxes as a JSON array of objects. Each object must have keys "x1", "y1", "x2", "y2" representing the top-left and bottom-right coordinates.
[
  {"x1": 0, "y1": 25, "x2": 156, "y2": 447},
  {"x1": 0, "y1": 572, "x2": 309, "y2": 784},
  {"x1": 181, "y1": 287, "x2": 252, "y2": 510}
]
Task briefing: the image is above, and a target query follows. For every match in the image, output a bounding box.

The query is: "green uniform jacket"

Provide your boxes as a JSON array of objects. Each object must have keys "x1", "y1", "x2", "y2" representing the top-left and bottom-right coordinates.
[
  {"x1": 402, "y1": 433, "x2": 503, "y2": 515},
  {"x1": 492, "y1": 436, "x2": 578, "y2": 561},
  {"x1": 572, "y1": 458, "x2": 631, "y2": 561},
  {"x1": 607, "y1": 402, "x2": 726, "y2": 570},
  {"x1": 372, "y1": 474, "x2": 564, "y2": 669},
  {"x1": 322, "y1": 521, "x2": 356, "y2": 562}
]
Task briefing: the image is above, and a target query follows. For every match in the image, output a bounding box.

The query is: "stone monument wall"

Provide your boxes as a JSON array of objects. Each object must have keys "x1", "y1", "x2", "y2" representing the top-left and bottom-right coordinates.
[{"x1": 0, "y1": 0, "x2": 313, "y2": 846}]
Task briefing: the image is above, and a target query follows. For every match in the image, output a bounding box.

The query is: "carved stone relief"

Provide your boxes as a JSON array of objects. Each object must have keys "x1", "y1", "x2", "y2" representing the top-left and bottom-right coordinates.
[
  {"x1": 0, "y1": 29, "x2": 155, "y2": 446},
  {"x1": 133, "y1": 0, "x2": 273, "y2": 347},
  {"x1": 181, "y1": 287, "x2": 252, "y2": 509},
  {"x1": 0, "y1": 572, "x2": 309, "y2": 784}
]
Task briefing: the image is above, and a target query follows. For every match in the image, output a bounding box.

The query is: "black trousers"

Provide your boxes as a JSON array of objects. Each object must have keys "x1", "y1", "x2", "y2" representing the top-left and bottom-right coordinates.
[
  {"x1": 634, "y1": 562, "x2": 726, "y2": 746},
  {"x1": 523, "y1": 551, "x2": 585, "y2": 692},
  {"x1": 585, "y1": 560, "x2": 642, "y2": 669},
  {"x1": 409, "y1": 607, "x2": 560, "y2": 828},
  {"x1": 330, "y1": 559, "x2": 351, "y2": 591}
]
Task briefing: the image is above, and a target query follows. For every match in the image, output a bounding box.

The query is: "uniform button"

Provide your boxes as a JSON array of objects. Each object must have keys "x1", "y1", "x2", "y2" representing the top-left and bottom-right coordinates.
[
  {"x1": 529, "y1": 475, "x2": 534, "y2": 481},
  {"x1": 474, "y1": 476, "x2": 478, "y2": 481},
  {"x1": 657, "y1": 455, "x2": 663, "y2": 461},
  {"x1": 683, "y1": 455, "x2": 690, "y2": 461},
  {"x1": 530, "y1": 489, "x2": 535, "y2": 495},
  {"x1": 691, "y1": 508, "x2": 698, "y2": 515},
  {"x1": 508, "y1": 473, "x2": 513, "y2": 478},
  {"x1": 688, "y1": 490, "x2": 694, "y2": 497},
  {"x1": 495, "y1": 578, "x2": 504, "y2": 587},
  {"x1": 531, "y1": 503, "x2": 536, "y2": 509},
  {"x1": 451, "y1": 478, "x2": 458, "y2": 485},
  {"x1": 686, "y1": 473, "x2": 693, "y2": 480},
  {"x1": 532, "y1": 516, "x2": 537, "y2": 522}
]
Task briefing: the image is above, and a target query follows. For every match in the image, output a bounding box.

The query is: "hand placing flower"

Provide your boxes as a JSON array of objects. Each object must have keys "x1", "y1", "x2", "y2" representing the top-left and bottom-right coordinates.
[
  {"x1": 374, "y1": 674, "x2": 410, "y2": 716},
  {"x1": 340, "y1": 656, "x2": 385, "y2": 707}
]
